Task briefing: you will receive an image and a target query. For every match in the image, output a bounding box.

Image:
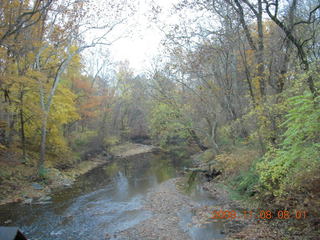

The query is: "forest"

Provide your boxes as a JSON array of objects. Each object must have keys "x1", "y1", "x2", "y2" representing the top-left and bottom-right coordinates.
[{"x1": 0, "y1": 0, "x2": 319, "y2": 239}]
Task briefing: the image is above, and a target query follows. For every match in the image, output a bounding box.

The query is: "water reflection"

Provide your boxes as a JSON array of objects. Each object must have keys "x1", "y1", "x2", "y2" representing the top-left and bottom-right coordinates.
[
  {"x1": 115, "y1": 171, "x2": 129, "y2": 200},
  {"x1": 0, "y1": 152, "x2": 224, "y2": 240},
  {"x1": 0, "y1": 152, "x2": 190, "y2": 240}
]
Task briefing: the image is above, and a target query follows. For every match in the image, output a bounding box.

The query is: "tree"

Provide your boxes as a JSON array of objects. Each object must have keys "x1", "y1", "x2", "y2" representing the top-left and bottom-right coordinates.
[
  {"x1": 0, "y1": 0, "x2": 53, "y2": 46},
  {"x1": 19, "y1": 0, "x2": 135, "y2": 175},
  {"x1": 264, "y1": 0, "x2": 320, "y2": 97}
]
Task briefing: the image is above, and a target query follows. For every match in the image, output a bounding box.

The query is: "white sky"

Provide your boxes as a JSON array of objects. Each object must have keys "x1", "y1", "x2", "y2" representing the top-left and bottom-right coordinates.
[
  {"x1": 83, "y1": 0, "x2": 211, "y2": 76},
  {"x1": 109, "y1": 25, "x2": 161, "y2": 73},
  {"x1": 108, "y1": 0, "x2": 180, "y2": 73}
]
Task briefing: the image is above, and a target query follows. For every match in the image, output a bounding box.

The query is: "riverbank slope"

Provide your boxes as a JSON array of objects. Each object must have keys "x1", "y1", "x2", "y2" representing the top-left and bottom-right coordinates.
[{"x1": 0, "y1": 143, "x2": 157, "y2": 205}]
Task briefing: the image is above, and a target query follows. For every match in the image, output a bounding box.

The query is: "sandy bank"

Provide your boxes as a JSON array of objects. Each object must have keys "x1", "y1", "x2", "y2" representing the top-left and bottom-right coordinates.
[{"x1": 0, "y1": 143, "x2": 157, "y2": 206}]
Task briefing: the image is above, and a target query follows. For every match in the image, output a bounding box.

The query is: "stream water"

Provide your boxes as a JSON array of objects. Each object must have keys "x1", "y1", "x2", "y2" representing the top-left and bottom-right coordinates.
[{"x1": 0, "y1": 152, "x2": 225, "y2": 240}]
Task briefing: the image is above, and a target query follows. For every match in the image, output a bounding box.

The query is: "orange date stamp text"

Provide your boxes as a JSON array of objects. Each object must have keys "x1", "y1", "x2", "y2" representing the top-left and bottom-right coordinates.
[{"x1": 209, "y1": 210, "x2": 307, "y2": 220}]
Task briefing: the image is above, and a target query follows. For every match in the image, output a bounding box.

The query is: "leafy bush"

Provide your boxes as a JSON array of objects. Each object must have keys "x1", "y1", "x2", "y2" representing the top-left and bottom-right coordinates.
[
  {"x1": 149, "y1": 102, "x2": 191, "y2": 147},
  {"x1": 232, "y1": 167, "x2": 260, "y2": 197},
  {"x1": 72, "y1": 130, "x2": 97, "y2": 148},
  {"x1": 258, "y1": 93, "x2": 320, "y2": 198},
  {"x1": 104, "y1": 135, "x2": 120, "y2": 147},
  {"x1": 215, "y1": 147, "x2": 259, "y2": 178}
]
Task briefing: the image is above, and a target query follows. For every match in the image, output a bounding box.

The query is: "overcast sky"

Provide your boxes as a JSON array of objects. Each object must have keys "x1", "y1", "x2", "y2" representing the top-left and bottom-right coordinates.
[
  {"x1": 83, "y1": 0, "x2": 210, "y2": 76},
  {"x1": 108, "y1": 0, "x2": 180, "y2": 73}
]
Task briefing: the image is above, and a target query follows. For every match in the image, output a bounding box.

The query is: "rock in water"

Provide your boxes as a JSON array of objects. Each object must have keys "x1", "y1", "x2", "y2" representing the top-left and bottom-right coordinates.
[
  {"x1": 37, "y1": 195, "x2": 52, "y2": 204},
  {"x1": 31, "y1": 183, "x2": 43, "y2": 190},
  {"x1": 23, "y1": 198, "x2": 33, "y2": 204}
]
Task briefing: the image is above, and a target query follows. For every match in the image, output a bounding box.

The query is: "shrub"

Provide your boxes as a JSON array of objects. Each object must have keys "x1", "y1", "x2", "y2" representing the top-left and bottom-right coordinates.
[
  {"x1": 232, "y1": 167, "x2": 260, "y2": 197},
  {"x1": 215, "y1": 148, "x2": 259, "y2": 178},
  {"x1": 258, "y1": 93, "x2": 320, "y2": 200}
]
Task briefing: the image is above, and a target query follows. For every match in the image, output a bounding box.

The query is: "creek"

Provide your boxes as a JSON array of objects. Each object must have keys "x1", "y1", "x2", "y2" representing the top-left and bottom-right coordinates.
[{"x1": 0, "y1": 152, "x2": 225, "y2": 240}]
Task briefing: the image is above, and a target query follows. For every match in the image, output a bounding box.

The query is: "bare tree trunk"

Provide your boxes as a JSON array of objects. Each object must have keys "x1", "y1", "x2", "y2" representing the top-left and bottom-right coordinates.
[
  {"x1": 188, "y1": 129, "x2": 207, "y2": 151},
  {"x1": 205, "y1": 117, "x2": 219, "y2": 153},
  {"x1": 38, "y1": 111, "x2": 48, "y2": 175},
  {"x1": 210, "y1": 121, "x2": 219, "y2": 153},
  {"x1": 256, "y1": 0, "x2": 265, "y2": 99},
  {"x1": 98, "y1": 109, "x2": 108, "y2": 145},
  {"x1": 19, "y1": 91, "x2": 26, "y2": 161},
  {"x1": 265, "y1": 0, "x2": 319, "y2": 97},
  {"x1": 35, "y1": 45, "x2": 89, "y2": 176},
  {"x1": 237, "y1": 29, "x2": 256, "y2": 105},
  {"x1": 6, "y1": 113, "x2": 16, "y2": 148}
]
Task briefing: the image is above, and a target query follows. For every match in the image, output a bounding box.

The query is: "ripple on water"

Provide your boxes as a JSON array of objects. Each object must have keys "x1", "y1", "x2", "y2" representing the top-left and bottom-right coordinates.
[{"x1": 0, "y1": 152, "x2": 226, "y2": 240}]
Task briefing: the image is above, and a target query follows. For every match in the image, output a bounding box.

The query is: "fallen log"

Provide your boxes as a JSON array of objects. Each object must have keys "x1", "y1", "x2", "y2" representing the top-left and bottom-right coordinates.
[{"x1": 184, "y1": 167, "x2": 222, "y2": 181}]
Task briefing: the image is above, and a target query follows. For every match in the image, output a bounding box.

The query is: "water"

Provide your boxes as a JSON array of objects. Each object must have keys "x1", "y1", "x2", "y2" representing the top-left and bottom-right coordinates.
[{"x1": 0, "y1": 152, "x2": 225, "y2": 239}]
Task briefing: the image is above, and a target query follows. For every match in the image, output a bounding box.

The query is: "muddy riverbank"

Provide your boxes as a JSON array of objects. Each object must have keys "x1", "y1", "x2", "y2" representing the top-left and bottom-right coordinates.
[
  {"x1": 117, "y1": 178, "x2": 198, "y2": 240},
  {"x1": 117, "y1": 176, "x2": 284, "y2": 240},
  {"x1": 0, "y1": 143, "x2": 157, "y2": 206},
  {"x1": 1, "y1": 149, "x2": 239, "y2": 240},
  {"x1": 0, "y1": 146, "x2": 286, "y2": 240}
]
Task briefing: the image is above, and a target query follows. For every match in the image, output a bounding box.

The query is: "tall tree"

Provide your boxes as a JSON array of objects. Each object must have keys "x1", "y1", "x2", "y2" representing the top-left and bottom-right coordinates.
[{"x1": 264, "y1": 0, "x2": 320, "y2": 97}]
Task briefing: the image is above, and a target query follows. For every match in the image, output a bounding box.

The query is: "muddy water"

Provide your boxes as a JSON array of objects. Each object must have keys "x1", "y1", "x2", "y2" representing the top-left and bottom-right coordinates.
[{"x1": 0, "y1": 152, "x2": 224, "y2": 240}]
